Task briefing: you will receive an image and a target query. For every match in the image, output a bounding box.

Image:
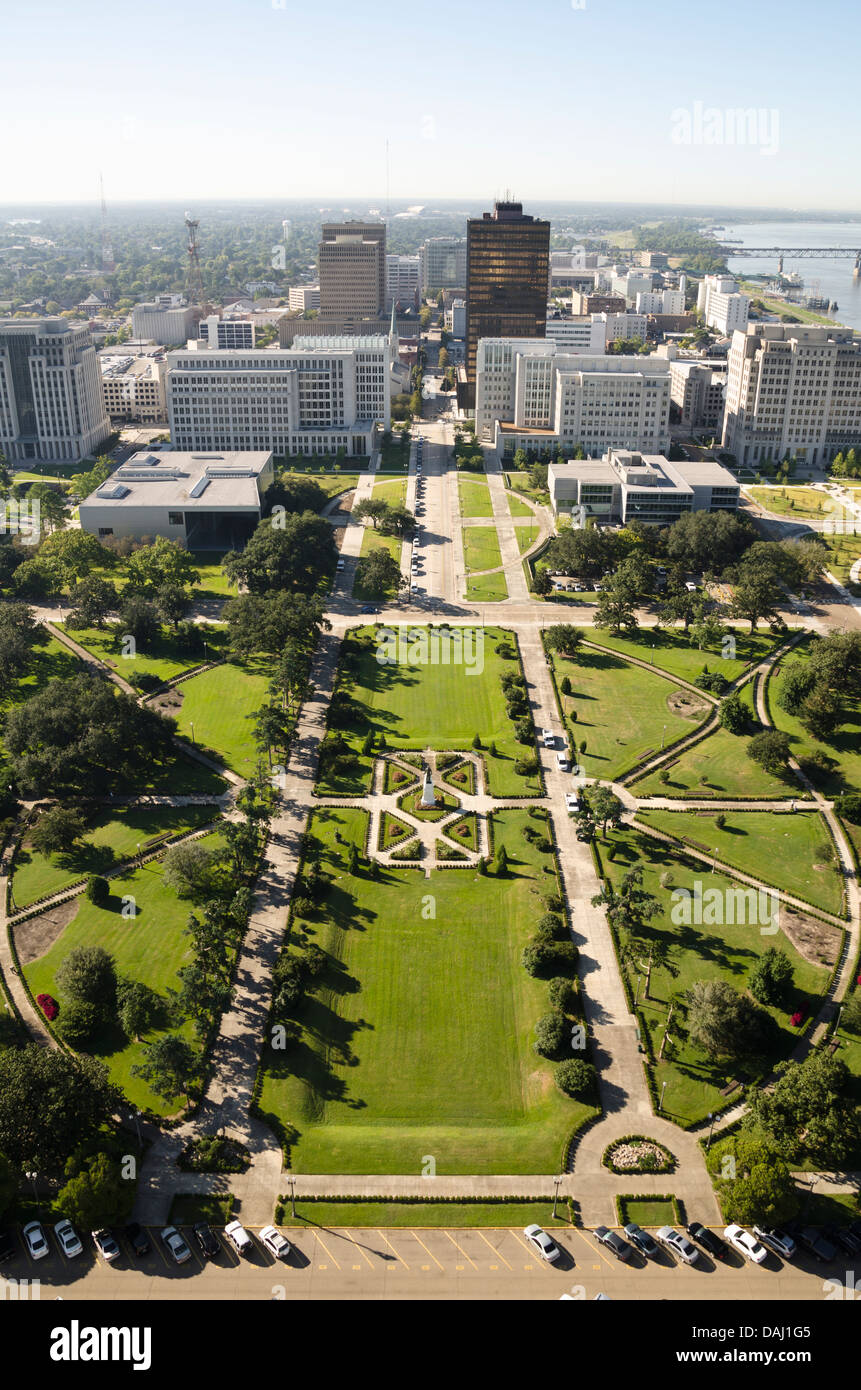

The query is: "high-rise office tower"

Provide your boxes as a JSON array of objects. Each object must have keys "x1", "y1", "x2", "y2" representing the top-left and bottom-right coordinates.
[
  {"x1": 462, "y1": 201, "x2": 550, "y2": 409},
  {"x1": 0, "y1": 318, "x2": 110, "y2": 462},
  {"x1": 318, "y1": 221, "x2": 387, "y2": 322}
]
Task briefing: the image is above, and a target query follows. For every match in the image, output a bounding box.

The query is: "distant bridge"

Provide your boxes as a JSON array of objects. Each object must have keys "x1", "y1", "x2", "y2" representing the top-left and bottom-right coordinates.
[{"x1": 716, "y1": 245, "x2": 861, "y2": 277}]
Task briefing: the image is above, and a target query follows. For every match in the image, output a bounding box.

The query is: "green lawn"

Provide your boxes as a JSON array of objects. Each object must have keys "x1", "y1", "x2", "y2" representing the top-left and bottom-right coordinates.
[
  {"x1": 515, "y1": 522, "x2": 541, "y2": 555},
  {"x1": 458, "y1": 473, "x2": 494, "y2": 518},
  {"x1": 258, "y1": 806, "x2": 595, "y2": 1173},
  {"x1": 767, "y1": 640, "x2": 861, "y2": 795},
  {"x1": 24, "y1": 831, "x2": 225, "y2": 1115},
  {"x1": 11, "y1": 804, "x2": 217, "y2": 909},
  {"x1": 631, "y1": 682, "x2": 797, "y2": 800},
  {"x1": 554, "y1": 647, "x2": 707, "y2": 781},
  {"x1": 373, "y1": 477, "x2": 408, "y2": 507},
  {"x1": 59, "y1": 622, "x2": 229, "y2": 690},
  {"x1": 380, "y1": 436, "x2": 410, "y2": 471},
  {"x1": 171, "y1": 658, "x2": 271, "y2": 775},
  {"x1": 746, "y1": 486, "x2": 833, "y2": 521},
  {"x1": 819, "y1": 532, "x2": 861, "y2": 585},
  {"x1": 506, "y1": 491, "x2": 535, "y2": 519},
  {"x1": 586, "y1": 627, "x2": 780, "y2": 686},
  {"x1": 463, "y1": 526, "x2": 502, "y2": 573},
  {"x1": 601, "y1": 827, "x2": 832, "y2": 1126},
  {"x1": 188, "y1": 553, "x2": 238, "y2": 601},
  {"x1": 277, "y1": 1201, "x2": 574, "y2": 1228},
  {"x1": 465, "y1": 571, "x2": 510, "y2": 602},
  {"x1": 620, "y1": 1198, "x2": 679, "y2": 1228},
  {"x1": 315, "y1": 625, "x2": 540, "y2": 798},
  {"x1": 635, "y1": 807, "x2": 844, "y2": 916},
  {"x1": 359, "y1": 527, "x2": 401, "y2": 563}
]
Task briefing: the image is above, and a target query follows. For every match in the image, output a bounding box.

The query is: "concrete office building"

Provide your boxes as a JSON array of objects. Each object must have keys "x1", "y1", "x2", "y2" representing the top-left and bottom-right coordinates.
[
  {"x1": 548, "y1": 448, "x2": 739, "y2": 524},
  {"x1": 544, "y1": 317, "x2": 606, "y2": 354},
  {"x1": 197, "y1": 316, "x2": 255, "y2": 350},
  {"x1": 287, "y1": 285, "x2": 320, "y2": 312},
  {"x1": 319, "y1": 221, "x2": 386, "y2": 322},
  {"x1": 462, "y1": 201, "x2": 550, "y2": 410},
  {"x1": 598, "y1": 312, "x2": 649, "y2": 345},
  {"x1": 419, "y1": 237, "x2": 467, "y2": 291},
  {"x1": 669, "y1": 360, "x2": 726, "y2": 431},
  {"x1": 0, "y1": 318, "x2": 110, "y2": 462},
  {"x1": 445, "y1": 299, "x2": 467, "y2": 339},
  {"x1": 167, "y1": 336, "x2": 390, "y2": 457},
  {"x1": 132, "y1": 302, "x2": 200, "y2": 346},
  {"x1": 611, "y1": 271, "x2": 656, "y2": 303},
  {"x1": 636, "y1": 288, "x2": 686, "y2": 316},
  {"x1": 100, "y1": 351, "x2": 167, "y2": 425},
  {"x1": 697, "y1": 275, "x2": 750, "y2": 336},
  {"x1": 475, "y1": 338, "x2": 671, "y2": 459},
  {"x1": 722, "y1": 323, "x2": 861, "y2": 467},
  {"x1": 571, "y1": 290, "x2": 626, "y2": 317},
  {"x1": 385, "y1": 254, "x2": 421, "y2": 310},
  {"x1": 79, "y1": 450, "x2": 274, "y2": 548}
]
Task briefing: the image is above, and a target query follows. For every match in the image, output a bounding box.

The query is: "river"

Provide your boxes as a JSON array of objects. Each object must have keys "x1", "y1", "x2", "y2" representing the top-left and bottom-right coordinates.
[{"x1": 717, "y1": 220, "x2": 861, "y2": 332}]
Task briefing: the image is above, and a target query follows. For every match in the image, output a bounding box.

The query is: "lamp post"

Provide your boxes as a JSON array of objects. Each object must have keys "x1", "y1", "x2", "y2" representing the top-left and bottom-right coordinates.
[
  {"x1": 133, "y1": 1110, "x2": 142, "y2": 1146},
  {"x1": 659, "y1": 1080, "x2": 667, "y2": 1113},
  {"x1": 661, "y1": 723, "x2": 666, "y2": 749},
  {"x1": 552, "y1": 1174, "x2": 562, "y2": 1220},
  {"x1": 711, "y1": 847, "x2": 718, "y2": 874},
  {"x1": 190, "y1": 721, "x2": 195, "y2": 746},
  {"x1": 289, "y1": 1173, "x2": 296, "y2": 1219},
  {"x1": 650, "y1": 644, "x2": 655, "y2": 665},
  {"x1": 706, "y1": 1111, "x2": 715, "y2": 1152}
]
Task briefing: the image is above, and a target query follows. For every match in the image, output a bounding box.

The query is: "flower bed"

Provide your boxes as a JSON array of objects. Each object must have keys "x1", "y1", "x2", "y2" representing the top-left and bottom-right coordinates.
[
  {"x1": 36, "y1": 993, "x2": 59, "y2": 1021},
  {"x1": 177, "y1": 1135, "x2": 251, "y2": 1174},
  {"x1": 602, "y1": 1134, "x2": 675, "y2": 1174}
]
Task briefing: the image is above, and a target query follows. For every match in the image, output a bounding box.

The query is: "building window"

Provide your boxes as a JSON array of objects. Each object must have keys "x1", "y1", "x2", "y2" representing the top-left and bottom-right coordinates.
[
  {"x1": 168, "y1": 512, "x2": 183, "y2": 526},
  {"x1": 98, "y1": 527, "x2": 113, "y2": 537}
]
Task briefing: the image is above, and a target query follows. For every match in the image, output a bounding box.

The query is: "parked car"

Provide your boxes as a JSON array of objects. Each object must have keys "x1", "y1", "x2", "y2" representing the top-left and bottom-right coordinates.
[
  {"x1": 724, "y1": 1224, "x2": 767, "y2": 1264},
  {"x1": 124, "y1": 1222, "x2": 151, "y2": 1257},
  {"x1": 753, "y1": 1226, "x2": 796, "y2": 1261},
  {"x1": 565, "y1": 792, "x2": 580, "y2": 813},
  {"x1": 54, "y1": 1218, "x2": 83, "y2": 1259},
  {"x1": 23, "y1": 1221, "x2": 49, "y2": 1261},
  {"x1": 336, "y1": 558, "x2": 345, "y2": 571},
  {"x1": 523, "y1": 1224, "x2": 561, "y2": 1263},
  {"x1": 225, "y1": 1220, "x2": 253, "y2": 1257},
  {"x1": 822, "y1": 1224, "x2": 861, "y2": 1257},
  {"x1": 193, "y1": 1223, "x2": 220, "y2": 1260},
  {"x1": 93, "y1": 1228, "x2": 121, "y2": 1263},
  {"x1": 656, "y1": 1227, "x2": 699, "y2": 1264},
  {"x1": 686, "y1": 1222, "x2": 727, "y2": 1261},
  {"x1": 541, "y1": 729, "x2": 555, "y2": 747},
  {"x1": 556, "y1": 750, "x2": 570, "y2": 771},
  {"x1": 796, "y1": 1227, "x2": 837, "y2": 1262},
  {"x1": 260, "y1": 1225, "x2": 292, "y2": 1260},
  {"x1": 624, "y1": 1223, "x2": 658, "y2": 1258},
  {"x1": 160, "y1": 1226, "x2": 191, "y2": 1265},
  {"x1": 594, "y1": 1227, "x2": 632, "y2": 1262}
]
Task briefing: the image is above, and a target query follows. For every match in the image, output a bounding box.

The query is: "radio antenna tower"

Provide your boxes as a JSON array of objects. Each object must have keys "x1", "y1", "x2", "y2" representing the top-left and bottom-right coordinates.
[
  {"x1": 99, "y1": 174, "x2": 115, "y2": 273},
  {"x1": 184, "y1": 211, "x2": 205, "y2": 305}
]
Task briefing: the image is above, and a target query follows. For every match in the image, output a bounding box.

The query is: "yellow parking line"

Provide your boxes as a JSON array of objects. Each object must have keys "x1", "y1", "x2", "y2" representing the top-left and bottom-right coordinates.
[
  {"x1": 508, "y1": 1229, "x2": 549, "y2": 1269},
  {"x1": 338, "y1": 1229, "x2": 375, "y2": 1270},
  {"x1": 152, "y1": 1237, "x2": 172, "y2": 1270},
  {"x1": 312, "y1": 1231, "x2": 342, "y2": 1271},
  {"x1": 377, "y1": 1230, "x2": 409, "y2": 1268},
  {"x1": 444, "y1": 1231, "x2": 477, "y2": 1270},
  {"x1": 576, "y1": 1229, "x2": 615, "y2": 1271},
  {"x1": 410, "y1": 1231, "x2": 445, "y2": 1271},
  {"x1": 475, "y1": 1229, "x2": 513, "y2": 1271}
]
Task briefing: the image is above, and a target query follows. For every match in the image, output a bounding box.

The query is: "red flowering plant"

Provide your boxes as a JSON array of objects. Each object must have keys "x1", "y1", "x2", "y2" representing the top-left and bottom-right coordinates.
[
  {"x1": 36, "y1": 993, "x2": 59, "y2": 1021},
  {"x1": 789, "y1": 1010, "x2": 804, "y2": 1028}
]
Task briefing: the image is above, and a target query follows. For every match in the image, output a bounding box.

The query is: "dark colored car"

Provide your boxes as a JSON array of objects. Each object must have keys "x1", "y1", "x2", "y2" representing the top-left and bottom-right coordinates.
[
  {"x1": 193, "y1": 1222, "x2": 220, "y2": 1260},
  {"x1": 594, "y1": 1226, "x2": 632, "y2": 1262},
  {"x1": 124, "y1": 1222, "x2": 151, "y2": 1257},
  {"x1": 0, "y1": 1229, "x2": 14, "y2": 1265},
  {"x1": 623, "y1": 1223, "x2": 658, "y2": 1258},
  {"x1": 686, "y1": 1222, "x2": 728, "y2": 1261},
  {"x1": 797, "y1": 1227, "x2": 838, "y2": 1262},
  {"x1": 822, "y1": 1224, "x2": 861, "y2": 1257}
]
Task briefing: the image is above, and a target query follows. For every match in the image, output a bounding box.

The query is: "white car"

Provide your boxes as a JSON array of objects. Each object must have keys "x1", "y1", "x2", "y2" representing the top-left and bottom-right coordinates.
[
  {"x1": 541, "y1": 729, "x2": 555, "y2": 748},
  {"x1": 565, "y1": 792, "x2": 580, "y2": 813},
  {"x1": 92, "y1": 1228, "x2": 121, "y2": 1262},
  {"x1": 225, "y1": 1219, "x2": 253, "y2": 1257},
  {"x1": 259, "y1": 1225, "x2": 292, "y2": 1260},
  {"x1": 556, "y1": 750, "x2": 570, "y2": 771},
  {"x1": 336, "y1": 558, "x2": 345, "y2": 571},
  {"x1": 23, "y1": 1221, "x2": 49, "y2": 1261},
  {"x1": 656, "y1": 1226, "x2": 699, "y2": 1264},
  {"x1": 160, "y1": 1226, "x2": 191, "y2": 1265},
  {"x1": 725, "y1": 1224, "x2": 767, "y2": 1264},
  {"x1": 523, "y1": 1224, "x2": 561, "y2": 1263},
  {"x1": 54, "y1": 1218, "x2": 83, "y2": 1259}
]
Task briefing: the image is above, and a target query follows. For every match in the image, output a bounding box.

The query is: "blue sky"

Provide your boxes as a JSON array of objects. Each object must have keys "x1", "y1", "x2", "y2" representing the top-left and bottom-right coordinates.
[{"x1": 1, "y1": 0, "x2": 858, "y2": 208}]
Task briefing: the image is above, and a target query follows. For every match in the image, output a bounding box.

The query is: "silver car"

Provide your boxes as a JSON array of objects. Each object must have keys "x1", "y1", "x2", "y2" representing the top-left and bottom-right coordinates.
[
  {"x1": 657, "y1": 1226, "x2": 699, "y2": 1264},
  {"x1": 523, "y1": 1224, "x2": 561, "y2": 1263}
]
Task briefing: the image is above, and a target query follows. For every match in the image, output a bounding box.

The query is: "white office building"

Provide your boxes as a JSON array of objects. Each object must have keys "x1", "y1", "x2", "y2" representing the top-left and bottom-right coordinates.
[
  {"x1": 167, "y1": 336, "x2": 390, "y2": 457},
  {"x1": 419, "y1": 237, "x2": 467, "y2": 291},
  {"x1": 287, "y1": 285, "x2": 320, "y2": 312},
  {"x1": 445, "y1": 299, "x2": 467, "y2": 338},
  {"x1": 548, "y1": 448, "x2": 739, "y2": 525},
  {"x1": 611, "y1": 270, "x2": 657, "y2": 303},
  {"x1": 636, "y1": 289, "x2": 686, "y2": 316},
  {"x1": 0, "y1": 318, "x2": 111, "y2": 462},
  {"x1": 697, "y1": 275, "x2": 750, "y2": 336},
  {"x1": 197, "y1": 316, "x2": 255, "y2": 350},
  {"x1": 100, "y1": 351, "x2": 167, "y2": 425},
  {"x1": 545, "y1": 317, "x2": 606, "y2": 354},
  {"x1": 475, "y1": 338, "x2": 671, "y2": 459},
  {"x1": 132, "y1": 302, "x2": 200, "y2": 346},
  {"x1": 669, "y1": 360, "x2": 726, "y2": 431},
  {"x1": 386, "y1": 254, "x2": 421, "y2": 309},
  {"x1": 722, "y1": 323, "x2": 861, "y2": 467}
]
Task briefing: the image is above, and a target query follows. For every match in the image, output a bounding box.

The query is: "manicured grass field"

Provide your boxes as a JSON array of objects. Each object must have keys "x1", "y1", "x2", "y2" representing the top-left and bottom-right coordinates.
[
  {"x1": 515, "y1": 522, "x2": 541, "y2": 555},
  {"x1": 620, "y1": 1199, "x2": 678, "y2": 1229},
  {"x1": 600, "y1": 827, "x2": 831, "y2": 1125},
  {"x1": 380, "y1": 436, "x2": 410, "y2": 471},
  {"x1": 466, "y1": 571, "x2": 509, "y2": 602},
  {"x1": 315, "y1": 625, "x2": 540, "y2": 798},
  {"x1": 172, "y1": 658, "x2": 271, "y2": 775},
  {"x1": 188, "y1": 553, "x2": 238, "y2": 600},
  {"x1": 635, "y1": 807, "x2": 844, "y2": 916},
  {"x1": 746, "y1": 485, "x2": 833, "y2": 521},
  {"x1": 819, "y1": 532, "x2": 861, "y2": 584},
  {"x1": 506, "y1": 491, "x2": 535, "y2": 519},
  {"x1": 359, "y1": 526, "x2": 401, "y2": 563},
  {"x1": 24, "y1": 831, "x2": 225, "y2": 1115},
  {"x1": 463, "y1": 525, "x2": 502, "y2": 573},
  {"x1": 279, "y1": 1202, "x2": 574, "y2": 1228},
  {"x1": 767, "y1": 640, "x2": 861, "y2": 795},
  {"x1": 60, "y1": 622, "x2": 229, "y2": 690},
  {"x1": 586, "y1": 627, "x2": 780, "y2": 685},
  {"x1": 11, "y1": 804, "x2": 217, "y2": 909},
  {"x1": 168, "y1": 1195, "x2": 234, "y2": 1225},
  {"x1": 372, "y1": 477, "x2": 408, "y2": 507},
  {"x1": 458, "y1": 473, "x2": 494, "y2": 518},
  {"x1": 553, "y1": 647, "x2": 706, "y2": 781},
  {"x1": 302, "y1": 472, "x2": 360, "y2": 500},
  {"x1": 631, "y1": 682, "x2": 795, "y2": 800},
  {"x1": 257, "y1": 806, "x2": 595, "y2": 1173}
]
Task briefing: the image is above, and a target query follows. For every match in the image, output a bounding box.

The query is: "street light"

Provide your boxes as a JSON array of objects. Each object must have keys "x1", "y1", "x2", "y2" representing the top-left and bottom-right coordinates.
[
  {"x1": 552, "y1": 1174, "x2": 562, "y2": 1220},
  {"x1": 289, "y1": 1173, "x2": 296, "y2": 1219},
  {"x1": 659, "y1": 1080, "x2": 667, "y2": 1113},
  {"x1": 711, "y1": 847, "x2": 718, "y2": 873},
  {"x1": 190, "y1": 721, "x2": 195, "y2": 745},
  {"x1": 661, "y1": 723, "x2": 666, "y2": 749},
  {"x1": 706, "y1": 1111, "x2": 716, "y2": 1151}
]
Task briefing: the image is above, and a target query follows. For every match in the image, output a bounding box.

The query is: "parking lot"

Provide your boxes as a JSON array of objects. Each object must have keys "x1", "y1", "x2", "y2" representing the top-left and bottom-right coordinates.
[{"x1": 3, "y1": 1222, "x2": 856, "y2": 1300}]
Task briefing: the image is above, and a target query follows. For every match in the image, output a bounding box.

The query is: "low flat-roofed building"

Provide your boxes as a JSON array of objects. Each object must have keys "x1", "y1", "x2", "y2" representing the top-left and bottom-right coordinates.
[
  {"x1": 79, "y1": 449, "x2": 274, "y2": 549},
  {"x1": 548, "y1": 448, "x2": 738, "y2": 525},
  {"x1": 100, "y1": 352, "x2": 167, "y2": 424}
]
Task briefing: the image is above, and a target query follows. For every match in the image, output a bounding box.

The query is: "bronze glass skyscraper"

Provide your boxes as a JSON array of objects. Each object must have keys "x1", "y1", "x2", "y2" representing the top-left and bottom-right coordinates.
[{"x1": 462, "y1": 201, "x2": 550, "y2": 409}]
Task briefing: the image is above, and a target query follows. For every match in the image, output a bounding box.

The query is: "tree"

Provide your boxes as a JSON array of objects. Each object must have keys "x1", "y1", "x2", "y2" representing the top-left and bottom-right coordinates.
[
  {"x1": 799, "y1": 686, "x2": 842, "y2": 742},
  {"x1": 584, "y1": 784, "x2": 623, "y2": 837},
  {"x1": 686, "y1": 980, "x2": 777, "y2": 1060},
  {"x1": 378, "y1": 502, "x2": 416, "y2": 538},
  {"x1": 86, "y1": 874, "x2": 109, "y2": 905},
  {"x1": 749, "y1": 947, "x2": 793, "y2": 1006},
  {"x1": 731, "y1": 569, "x2": 782, "y2": 631},
  {"x1": 56, "y1": 999, "x2": 102, "y2": 1046},
  {"x1": 353, "y1": 497, "x2": 390, "y2": 530},
  {"x1": 718, "y1": 692, "x2": 748, "y2": 734},
  {"x1": 744, "y1": 1051, "x2": 860, "y2": 1165},
  {"x1": 162, "y1": 840, "x2": 218, "y2": 900},
  {"x1": 0, "y1": 1046, "x2": 121, "y2": 1169},
  {"x1": 132, "y1": 1033, "x2": 199, "y2": 1108},
  {"x1": 223, "y1": 512, "x2": 337, "y2": 595},
  {"x1": 689, "y1": 615, "x2": 725, "y2": 652},
  {"x1": 70, "y1": 459, "x2": 111, "y2": 501},
  {"x1": 354, "y1": 548, "x2": 403, "y2": 599},
  {"x1": 123, "y1": 536, "x2": 199, "y2": 596},
  {"x1": 544, "y1": 625, "x2": 584, "y2": 657},
  {"x1": 720, "y1": 1146, "x2": 799, "y2": 1227},
  {"x1": 116, "y1": 979, "x2": 160, "y2": 1041},
  {"x1": 533, "y1": 567, "x2": 552, "y2": 596},
  {"x1": 496, "y1": 844, "x2": 509, "y2": 875},
  {"x1": 554, "y1": 1058, "x2": 596, "y2": 1098},
  {"x1": 264, "y1": 474, "x2": 327, "y2": 517},
  {"x1": 533, "y1": 1011, "x2": 566, "y2": 1058},
  {"x1": 0, "y1": 599, "x2": 46, "y2": 697},
  {"x1": 37, "y1": 529, "x2": 110, "y2": 590},
  {"x1": 26, "y1": 481, "x2": 68, "y2": 534},
  {"x1": 30, "y1": 805, "x2": 88, "y2": 855},
  {"x1": 222, "y1": 591, "x2": 327, "y2": 658},
  {"x1": 747, "y1": 729, "x2": 791, "y2": 777},
  {"x1": 594, "y1": 574, "x2": 639, "y2": 635},
  {"x1": 0, "y1": 1151, "x2": 16, "y2": 1220},
  {"x1": 67, "y1": 575, "x2": 118, "y2": 629},
  {"x1": 56, "y1": 946, "x2": 117, "y2": 1026},
  {"x1": 56, "y1": 1152, "x2": 134, "y2": 1230}
]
